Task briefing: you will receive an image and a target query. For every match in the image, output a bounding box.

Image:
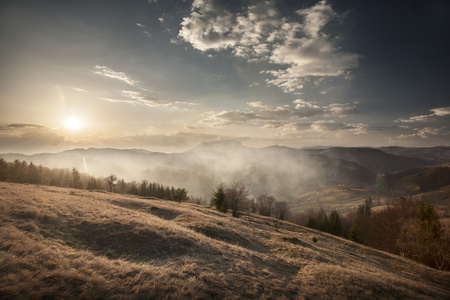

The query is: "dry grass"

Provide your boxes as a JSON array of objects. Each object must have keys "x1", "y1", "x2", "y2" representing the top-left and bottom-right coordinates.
[{"x1": 0, "y1": 182, "x2": 449, "y2": 299}]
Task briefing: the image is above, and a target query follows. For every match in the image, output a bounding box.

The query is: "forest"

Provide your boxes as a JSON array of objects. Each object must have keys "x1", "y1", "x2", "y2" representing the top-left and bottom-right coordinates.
[{"x1": 299, "y1": 198, "x2": 450, "y2": 271}]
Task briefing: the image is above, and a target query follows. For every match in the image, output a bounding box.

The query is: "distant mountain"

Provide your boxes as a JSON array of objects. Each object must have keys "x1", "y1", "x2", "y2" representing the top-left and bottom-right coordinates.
[
  {"x1": 189, "y1": 140, "x2": 250, "y2": 153},
  {"x1": 381, "y1": 146, "x2": 450, "y2": 164},
  {"x1": 1, "y1": 144, "x2": 448, "y2": 210},
  {"x1": 316, "y1": 147, "x2": 429, "y2": 174}
]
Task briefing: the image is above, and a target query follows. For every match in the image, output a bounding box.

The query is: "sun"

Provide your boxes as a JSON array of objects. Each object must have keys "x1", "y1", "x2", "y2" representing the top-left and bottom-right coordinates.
[{"x1": 65, "y1": 116, "x2": 82, "y2": 131}]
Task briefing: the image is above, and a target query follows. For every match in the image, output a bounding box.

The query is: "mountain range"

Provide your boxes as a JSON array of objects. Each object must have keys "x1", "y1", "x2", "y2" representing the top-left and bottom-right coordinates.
[{"x1": 2, "y1": 142, "x2": 449, "y2": 212}]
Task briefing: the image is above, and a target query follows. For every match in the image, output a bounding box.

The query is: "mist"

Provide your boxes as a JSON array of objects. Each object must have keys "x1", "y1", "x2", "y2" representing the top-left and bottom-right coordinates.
[{"x1": 0, "y1": 140, "x2": 433, "y2": 205}]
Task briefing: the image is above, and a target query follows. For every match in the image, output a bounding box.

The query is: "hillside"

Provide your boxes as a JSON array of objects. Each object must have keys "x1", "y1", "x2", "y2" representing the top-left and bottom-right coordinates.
[
  {"x1": 290, "y1": 185, "x2": 383, "y2": 214},
  {"x1": 389, "y1": 165, "x2": 450, "y2": 196},
  {"x1": 1, "y1": 183, "x2": 449, "y2": 299},
  {"x1": 381, "y1": 146, "x2": 450, "y2": 164}
]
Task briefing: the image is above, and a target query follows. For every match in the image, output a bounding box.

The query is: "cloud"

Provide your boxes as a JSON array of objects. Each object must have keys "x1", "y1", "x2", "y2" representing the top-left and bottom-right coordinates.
[
  {"x1": 100, "y1": 90, "x2": 196, "y2": 110},
  {"x1": 247, "y1": 101, "x2": 268, "y2": 109},
  {"x1": 431, "y1": 107, "x2": 450, "y2": 117},
  {"x1": 310, "y1": 120, "x2": 367, "y2": 134},
  {"x1": 178, "y1": 0, "x2": 360, "y2": 93},
  {"x1": 293, "y1": 99, "x2": 320, "y2": 109},
  {"x1": 93, "y1": 65, "x2": 138, "y2": 86},
  {"x1": 326, "y1": 103, "x2": 359, "y2": 116},
  {"x1": 1, "y1": 123, "x2": 46, "y2": 130},
  {"x1": 391, "y1": 126, "x2": 449, "y2": 145},
  {"x1": 297, "y1": 0, "x2": 336, "y2": 38},
  {"x1": 396, "y1": 106, "x2": 450, "y2": 123},
  {"x1": 136, "y1": 23, "x2": 152, "y2": 38},
  {"x1": 194, "y1": 99, "x2": 359, "y2": 128},
  {"x1": 0, "y1": 124, "x2": 66, "y2": 153},
  {"x1": 280, "y1": 122, "x2": 313, "y2": 131},
  {"x1": 414, "y1": 127, "x2": 447, "y2": 139},
  {"x1": 178, "y1": 0, "x2": 240, "y2": 51},
  {"x1": 294, "y1": 100, "x2": 358, "y2": 118}
]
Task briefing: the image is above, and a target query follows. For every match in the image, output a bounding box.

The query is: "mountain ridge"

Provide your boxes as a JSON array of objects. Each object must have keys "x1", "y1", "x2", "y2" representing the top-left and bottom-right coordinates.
[{"x1": 1, "y1": 144, "x2": 449, "y2": 213}]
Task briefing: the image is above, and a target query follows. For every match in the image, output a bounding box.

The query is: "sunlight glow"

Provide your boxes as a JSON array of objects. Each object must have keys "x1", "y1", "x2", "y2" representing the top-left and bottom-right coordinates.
[{"x1": 65, "y1": 116, "x2": 82, "y2": 131}]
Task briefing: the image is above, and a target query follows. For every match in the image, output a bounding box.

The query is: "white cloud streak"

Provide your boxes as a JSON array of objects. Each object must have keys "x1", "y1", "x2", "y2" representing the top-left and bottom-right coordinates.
[
  {"x1": 100, "y1": 90, "x2": 196, "y2": 110},
  {"x1": 94, "y1": 65, "x2": 138, "y2": 86},
  {"x1": 396, "y1": 106, "x2": 450, "y2": 123}
]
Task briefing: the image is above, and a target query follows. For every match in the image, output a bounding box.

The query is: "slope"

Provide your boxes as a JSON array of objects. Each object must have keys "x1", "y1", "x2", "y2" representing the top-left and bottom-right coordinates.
[
  {"x1": 0, "y1": 182, "x2": 449, "y2": 299},
  {"x1": 389, "y1": 165, "x2": 450, "y2": 195}
]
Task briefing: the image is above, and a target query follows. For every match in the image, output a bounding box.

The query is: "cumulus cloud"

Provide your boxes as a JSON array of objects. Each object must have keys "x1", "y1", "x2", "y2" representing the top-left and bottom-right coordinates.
[
  {"x1": 93, "y1": 65, "x2": 138, "y2": 86},
  {"x1": 310, "y1": 120, "x2": 367, "y2": 134},
  {"x1": 293, "y1": 99, "x2": 320, "y2": 109},
  {"x1": 178, "y1": 0, "x2": 360, "y2": 93},
  {"x1": 326, "y1": 103, "x2": 359, "y2": 116},
  {"x1": 194, "y1": 99, "x2": 359, "y2": 128},
  {"x1": 178, "y1": 0, "x2": 240, "y2": 51},
  {"x1": 392, "y1": 126, "x2": 449, "y2": 145},
  {"x1": 414, "y1": 127, "x2": 447, "y2": 139}
]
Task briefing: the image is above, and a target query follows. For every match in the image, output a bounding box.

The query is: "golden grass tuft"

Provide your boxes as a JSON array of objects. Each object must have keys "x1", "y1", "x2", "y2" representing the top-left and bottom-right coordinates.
[{"x1": 0, "y1": 182, "x2": 449, "y2": 299}]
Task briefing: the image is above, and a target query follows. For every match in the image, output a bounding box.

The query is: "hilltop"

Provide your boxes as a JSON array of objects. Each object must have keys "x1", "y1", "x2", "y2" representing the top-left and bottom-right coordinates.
[{"x1": 0, "y1": 182, "x2": 449, "y2": 299}]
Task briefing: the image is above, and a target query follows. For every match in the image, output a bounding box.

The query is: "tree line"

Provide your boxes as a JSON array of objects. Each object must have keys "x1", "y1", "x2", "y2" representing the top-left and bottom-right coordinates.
[
  {"x1": 0, "y1": 159, "x2": 188, "y2": 203},
  {"x1": 210, "y1": 181, "x2": 290, "y2": 220}
]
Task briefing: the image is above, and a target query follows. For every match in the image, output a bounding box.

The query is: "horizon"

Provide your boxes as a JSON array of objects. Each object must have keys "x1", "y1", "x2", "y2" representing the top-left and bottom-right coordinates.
[
  {"x1": 2, "y1": 140, "x2": 450, "y2": 156},
  {"x1": 1, "y1": 0, "x2": 450, "y2": 154}
]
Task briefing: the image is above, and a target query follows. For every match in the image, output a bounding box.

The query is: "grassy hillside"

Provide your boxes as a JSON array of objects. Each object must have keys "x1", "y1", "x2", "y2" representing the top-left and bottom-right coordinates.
[
  {"x1": 0, "y1": 182, "x2": 449, "y2": 299},
  {"x1": 290, "y1": 185, "x2": 384, "y2": 214}
]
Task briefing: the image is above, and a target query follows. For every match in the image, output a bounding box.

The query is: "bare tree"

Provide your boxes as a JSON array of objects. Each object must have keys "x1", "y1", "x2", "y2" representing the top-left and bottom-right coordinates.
[
  {"x1": 275, "y1": 201, "x2": 290, "y2": 220},
  {"x1": 105, "y1": 174, "x2": 118, "y2": 192},
  {"x1": 256, "y1": 194, "x2": 276, "y2": 217},
  {"x1": 226, "y1": 181, "x2": 250, "y2": 217}
]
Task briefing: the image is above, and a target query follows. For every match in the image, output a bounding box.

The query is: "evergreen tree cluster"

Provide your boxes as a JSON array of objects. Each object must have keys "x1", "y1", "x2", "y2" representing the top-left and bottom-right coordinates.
[
  {"x1": 0, "y1": 158, "x2": 188, "y2": 203},
  {"x1": 306, "y1": 208, "x2": 342, "y2": 236}
]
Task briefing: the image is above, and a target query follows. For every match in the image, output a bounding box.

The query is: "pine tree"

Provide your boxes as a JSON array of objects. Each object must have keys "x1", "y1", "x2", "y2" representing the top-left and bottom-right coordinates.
[
  {"x1": 86, "y1": 176, "x2": 98, "y2": 190},
  {"x1": 329, "y1": 209, "x2": 342, "y2": 236},
  {"x1": 173, "y1": 188, "x2": 188, "y2": 203},
  {"x1": 348, "y1": 225, "x2": 360, "y2": 242},
  {"x1": 71, "y1": 168, "x2": 82, "y2": 189},
  {"x1": 211, "y1": 183, "x2": 227, "y2": 213}
]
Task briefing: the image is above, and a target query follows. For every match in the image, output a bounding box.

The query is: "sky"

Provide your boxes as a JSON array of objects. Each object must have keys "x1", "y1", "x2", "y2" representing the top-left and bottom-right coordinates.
[{"x1": 1, "y1": 0, "x2": 449, "y2": 154}]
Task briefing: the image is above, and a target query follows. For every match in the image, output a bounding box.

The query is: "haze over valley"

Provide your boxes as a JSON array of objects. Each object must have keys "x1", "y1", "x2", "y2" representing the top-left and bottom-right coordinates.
[{"x1": 2, "y1": 142, "x2": 450, "y2": 214}]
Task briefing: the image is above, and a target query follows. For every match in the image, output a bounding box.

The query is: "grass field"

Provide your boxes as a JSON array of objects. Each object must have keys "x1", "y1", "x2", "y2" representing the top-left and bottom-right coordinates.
[{"x1": 0, "y1": 182, "x2": 449, "y2": 299}]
